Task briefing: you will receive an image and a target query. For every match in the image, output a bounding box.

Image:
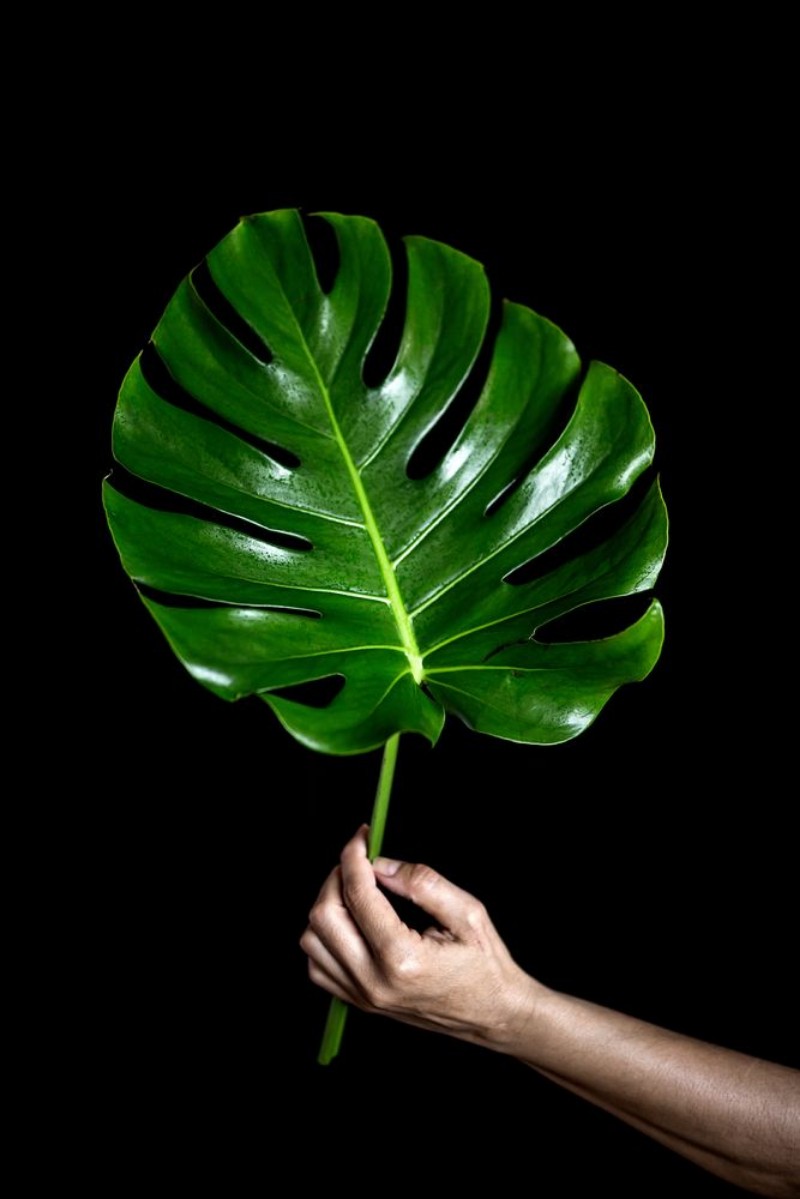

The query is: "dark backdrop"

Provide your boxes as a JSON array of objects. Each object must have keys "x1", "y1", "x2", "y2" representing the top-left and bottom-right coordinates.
[{"x1": 88, "y1": 122, "x2": 795, "y2": 1195}]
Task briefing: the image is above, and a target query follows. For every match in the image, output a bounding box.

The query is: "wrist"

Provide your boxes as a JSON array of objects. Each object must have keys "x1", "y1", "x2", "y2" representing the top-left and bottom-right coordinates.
[{"x1": 479, "y1": 968, "x2": 553, "y2": 1056}]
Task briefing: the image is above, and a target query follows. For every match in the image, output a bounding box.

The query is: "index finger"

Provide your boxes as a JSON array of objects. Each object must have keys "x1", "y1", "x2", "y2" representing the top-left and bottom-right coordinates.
[{"x1": 339, "y1": 825, "x2": 407, "y2": 954}]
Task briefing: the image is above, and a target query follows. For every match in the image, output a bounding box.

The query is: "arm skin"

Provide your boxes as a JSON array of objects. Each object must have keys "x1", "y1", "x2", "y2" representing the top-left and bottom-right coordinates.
[{"x1": 301, "y1": 827, "x2": 800, "y2": 1198}]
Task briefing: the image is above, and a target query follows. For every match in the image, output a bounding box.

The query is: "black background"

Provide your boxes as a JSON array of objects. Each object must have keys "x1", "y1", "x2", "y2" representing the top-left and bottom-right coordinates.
[{"x1": 87, "y1": 99, "x2": 795, "y2": 1194}]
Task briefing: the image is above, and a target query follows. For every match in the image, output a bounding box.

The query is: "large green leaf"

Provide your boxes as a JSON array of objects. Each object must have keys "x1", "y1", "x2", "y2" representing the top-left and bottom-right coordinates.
[{"x1": 104, "y1": 210, "x2": 667, "y2": 754}]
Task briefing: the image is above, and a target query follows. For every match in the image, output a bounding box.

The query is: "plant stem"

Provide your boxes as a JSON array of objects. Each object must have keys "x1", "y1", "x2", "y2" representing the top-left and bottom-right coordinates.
[
  {"x1": 317, "y1": 733, "x2": 401, "y2": 1065},
  {"x1": 367, "y1": 732, "x2": 400, "y2": 861}
]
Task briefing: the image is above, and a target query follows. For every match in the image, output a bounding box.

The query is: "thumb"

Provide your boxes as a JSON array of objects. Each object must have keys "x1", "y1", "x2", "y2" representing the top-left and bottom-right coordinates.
[{"x1": 373, "y1": 857, "x2": 485, "y2": 940}]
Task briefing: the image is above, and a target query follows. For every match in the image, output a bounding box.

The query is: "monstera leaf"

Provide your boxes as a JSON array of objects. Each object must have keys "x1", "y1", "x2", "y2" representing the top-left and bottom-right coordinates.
[{"x1": 104, "y1": 209, "x2": 666, "y2": 757}]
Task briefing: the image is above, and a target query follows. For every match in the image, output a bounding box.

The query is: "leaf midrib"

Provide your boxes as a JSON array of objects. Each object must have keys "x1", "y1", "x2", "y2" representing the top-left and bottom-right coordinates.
[{"x1": 289, "y1": 317, "x2": 424, "y2": 684}]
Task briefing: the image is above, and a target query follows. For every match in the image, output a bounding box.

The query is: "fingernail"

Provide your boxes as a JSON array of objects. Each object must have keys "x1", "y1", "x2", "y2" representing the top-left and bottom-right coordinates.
[{"x1": 373, "y1": 856, "x2": 400, "y2": 876}]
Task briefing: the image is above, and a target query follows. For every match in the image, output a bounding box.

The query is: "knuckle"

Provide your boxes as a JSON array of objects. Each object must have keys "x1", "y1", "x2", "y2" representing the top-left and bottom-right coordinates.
[
  {"x1": 385, "y1": 945, "x2": 422, "y2": 984},
  {"x1": 342, "y1": 879, "x2": 369, "y2": 910},
  {"x1": 307, "y1": 901, "x2": 328, "y2": 931},
  {"x1": 407, "y1": 863, "x2": 440, "y2": 900},
  {"x1": 465, "y1": 898, "x2": 488, "y2": 931}
]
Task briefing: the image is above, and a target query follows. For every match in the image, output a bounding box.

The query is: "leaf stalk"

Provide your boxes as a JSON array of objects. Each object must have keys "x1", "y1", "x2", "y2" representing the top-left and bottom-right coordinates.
[{"x1": 317, "y1": 733, "x2": 401, "y2": 1065}]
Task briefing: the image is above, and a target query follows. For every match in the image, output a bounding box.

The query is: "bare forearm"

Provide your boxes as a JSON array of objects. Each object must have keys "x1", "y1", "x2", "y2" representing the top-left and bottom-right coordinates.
[{"x1": 497, "y1": 982, "x2": 800, "y2": 1197}]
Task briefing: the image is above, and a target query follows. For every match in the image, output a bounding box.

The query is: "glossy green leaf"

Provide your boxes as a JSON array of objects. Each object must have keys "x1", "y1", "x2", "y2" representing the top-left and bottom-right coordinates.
[{"x1": 105, "y1": 210, "x2": 667, "y2": 755}]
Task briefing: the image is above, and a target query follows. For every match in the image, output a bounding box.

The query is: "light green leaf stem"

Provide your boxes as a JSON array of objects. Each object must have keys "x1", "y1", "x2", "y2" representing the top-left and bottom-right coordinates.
[{"x1": 318, "y1": 733, "x2": 401, "y2": 1065}]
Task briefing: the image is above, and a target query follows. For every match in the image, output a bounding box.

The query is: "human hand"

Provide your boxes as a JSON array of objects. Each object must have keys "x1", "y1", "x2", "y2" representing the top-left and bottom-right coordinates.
[
  {"x1": 303, "y1": 830, "x2": 800, "y2": 1196},
  {"x1": 300, "y1": 826, "x2": 540, "y2": 1050}
]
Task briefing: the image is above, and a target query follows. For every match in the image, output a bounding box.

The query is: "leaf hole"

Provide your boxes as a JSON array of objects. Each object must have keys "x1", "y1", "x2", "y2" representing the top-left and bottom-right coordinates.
[
  {"x1": 362, "y1": 236, "x2": 409, "y2": 389},
  {"x1": 483, "y1": 478, "x2": 517, "y2": 520},
  {"x1": 135, "y1": 583, "x2": 321, "y2": 618},
  {"x1": 265, "y1": 674, "x2": 345, "y2": 709},
  {"x1": 483, "y1": 368, "x2": 586, "y2": 518},
  {"x1": 139, "y1": 343, "x2": 300, "y2": 470},
  {"x1": 405, "y1": 295, "x2": 503, "y2": 480},
  {"x1": 192, "y1": 259, "x2": 273, "y2": 364},
  {"x1": 303, "y1": 213, "x2": 340, "y2": 295},
  {"x1": 502, "y1": 469, "x2": 655, "y2": 586},
  {"x1": 535, "y1": 592, "x2": 653, "y2": 643},
  {"x1": 107, "y1": 469, "x2": 313, "y2": 553}
]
